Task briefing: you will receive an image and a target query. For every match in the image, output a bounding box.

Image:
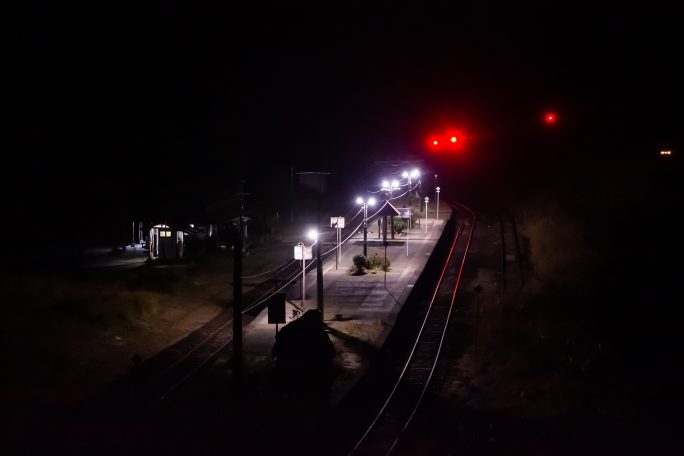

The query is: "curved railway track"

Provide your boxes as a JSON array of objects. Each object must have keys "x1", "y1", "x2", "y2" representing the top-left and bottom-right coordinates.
[
  {"x1": 94, "y1": 209, "x2": 372, "y2": 416},
  {"x1": 346, "y1": 201, "x2": 476, "y2": 456}
]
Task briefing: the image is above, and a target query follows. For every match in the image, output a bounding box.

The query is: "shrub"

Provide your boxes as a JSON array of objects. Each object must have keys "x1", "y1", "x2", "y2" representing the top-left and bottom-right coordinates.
[
  {"x1": 393, "y1": 218, "x2": 407, "y2": 234},
  {"x1": 352, "y1": 254, "x2": 368, "y2": 275},
  {"x1": 368, "y1": 251, "x2": 390, "y2": 271}
]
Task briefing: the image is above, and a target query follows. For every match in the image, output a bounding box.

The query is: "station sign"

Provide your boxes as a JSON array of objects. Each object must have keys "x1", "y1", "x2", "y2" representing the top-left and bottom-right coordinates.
[
  {"x1": 294, "y1": 243, "x2": 313, "y2": 260},
  {"x1": 397, "y1": 207, "x2": 412, "y2": 219},
  {"x1": 330, "y1": 216, "x2": 345, "y2": 228}
]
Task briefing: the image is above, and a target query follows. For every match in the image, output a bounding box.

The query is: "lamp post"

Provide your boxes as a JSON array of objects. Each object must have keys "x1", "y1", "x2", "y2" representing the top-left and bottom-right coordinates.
[
  {"x1": 402, "y1": 169, "x2": 420, "y2": 229},
  {"x1": 308, "y1": 229, "x2": 324, "y2": 320},
  {"x1": 436, "y1": 186, "x2": 440, "y2": 219},
  {"x1": 233, "y1": 182, "x2": 249, "y2": 382},
  {"x1": 357, "y1": 197, "x2": 376, "y2": 257},
  {"x1": 330, "y1": 217, "x2": 344, "y2": 270},
  {"x1": 382, "y1": 179, "x2": 400, "y2": 239},
  {"x1": 424, "y1": 196, "x2": 429, "y2": 233}
]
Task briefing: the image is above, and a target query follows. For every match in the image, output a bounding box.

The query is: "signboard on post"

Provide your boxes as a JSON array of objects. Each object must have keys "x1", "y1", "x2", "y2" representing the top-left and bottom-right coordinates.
[
  {"x1": 294, "y1": 244, "x2": 313, "y2": 260},
  {"x1": 397, "y1": 207, "x2": 411, "y2": 219},
  {"x1": 330, "y1": 217, "x2": 345, "y2": 228}
]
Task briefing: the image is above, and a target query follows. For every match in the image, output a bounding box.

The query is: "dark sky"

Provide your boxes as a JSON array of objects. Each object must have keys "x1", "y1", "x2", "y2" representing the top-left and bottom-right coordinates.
[{"x1": 12, "y1": 2, "x2": 681, "y2": 233}]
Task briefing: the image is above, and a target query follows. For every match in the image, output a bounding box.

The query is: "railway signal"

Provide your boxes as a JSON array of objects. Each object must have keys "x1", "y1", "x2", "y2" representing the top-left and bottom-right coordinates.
[{"x1": 427, "y1": 129, "x2": 465, "y2": 153}]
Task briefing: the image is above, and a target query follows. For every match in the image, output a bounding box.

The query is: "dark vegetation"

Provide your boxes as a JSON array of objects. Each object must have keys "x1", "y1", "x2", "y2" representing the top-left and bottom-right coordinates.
[
  {"x1": 449, "y1": 148, "x2": 683, "y2": 452},
  {"x1": 350, "y1": 252, "x2": 392, "y2": 275}
]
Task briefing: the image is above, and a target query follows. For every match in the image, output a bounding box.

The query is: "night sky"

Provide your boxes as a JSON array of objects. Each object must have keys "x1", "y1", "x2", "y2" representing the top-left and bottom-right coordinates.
[{"x1": 13, "y1": 3, "x2": 680, "y2": 245}]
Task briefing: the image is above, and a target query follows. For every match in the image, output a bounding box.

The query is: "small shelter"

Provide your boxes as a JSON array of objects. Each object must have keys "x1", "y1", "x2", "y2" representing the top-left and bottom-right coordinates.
[
  {"x1": 148, "y1": 224, "x2": 184, "y2": 260},
  {"x1": 375, "y1": 201, "x2": 401, "y2": 240}
]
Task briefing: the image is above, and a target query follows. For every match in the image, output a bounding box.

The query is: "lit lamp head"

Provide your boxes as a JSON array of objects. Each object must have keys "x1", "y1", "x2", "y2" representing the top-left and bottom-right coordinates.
[
  {"x1": 356, "y1": 197, "x2": 376, "y2": 206},
  {"x1": 307, "y1": 229, "x2": 318, "y2": 241},
  {"x1": 391, "y1": 179, "x2": 400, "y2": 190}
]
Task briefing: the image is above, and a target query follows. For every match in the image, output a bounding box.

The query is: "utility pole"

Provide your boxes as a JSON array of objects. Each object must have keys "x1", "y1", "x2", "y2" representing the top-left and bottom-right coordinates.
[
  {"x1": 316, "y1": 197, "x2": 324, "y2": 320},
  {"x1": 233, "y1": 180, "x2": 249, "y2": 382},
  {"x1": 290, "y1": 166, "x2": 295, "y2": 223}
]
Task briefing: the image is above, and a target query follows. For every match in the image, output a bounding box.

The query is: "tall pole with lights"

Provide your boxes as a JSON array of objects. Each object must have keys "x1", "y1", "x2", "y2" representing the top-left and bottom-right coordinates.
[
  {"x1": 357, "y1": 197, "x2": 376, "y2": 257},
  {"x1": 308, "y1": 229, "x2": 324, "y2": 320},
  {"x1": 233, "y1": 181, "x2": 249, "y2": 382},
  {"x1": 402, "y1": 169, "x2": 420, "y2": 230},
  {"x1": 382, "y1": 179, "x2": 399, "y2": 240},
  {"x1": 436, "y1": 186, "x2": 440, "y2": 219}
]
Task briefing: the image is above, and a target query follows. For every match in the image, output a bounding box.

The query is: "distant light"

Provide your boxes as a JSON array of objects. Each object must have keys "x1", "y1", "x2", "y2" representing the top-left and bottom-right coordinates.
[
  {"x1": 411, "y1": 169, "x2": 420, "y2": 178},
  {"x1": 356, "y1": 197, "x2": 363, "y2": 205},
  {"x1": 433, "y1": 140, "x2": 439, "y2": 146},
  {"x1": 307, "y1": 229, "x2": 318, "y2": 241},
  {"x1": 391, "y1": 179, "x2": 400, "y2": 188},
  {"x1": 368, "y1": 197, "x2": 376, "y2": 206},
  {"x1": 545, "y1": 113, "x2": 556, "y2": 124},
  {"x1": 660, "y1": 150, "x2": 672, "y2": 156},
  {"x1": 450, "y1": 136, "x2": 457, "y2": 143}
]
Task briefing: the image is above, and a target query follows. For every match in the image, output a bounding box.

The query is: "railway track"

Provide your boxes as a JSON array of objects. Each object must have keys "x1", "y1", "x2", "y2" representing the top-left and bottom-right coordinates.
[
  {"x1": 92, "y1": 214, "x2": 368, "y2": 417},
  {"x1": 346, "y1": 202, "x2": 476, "y2": 456},
  {"x1": 91, "y1": 257, "x2": 305, "y2": 416}
]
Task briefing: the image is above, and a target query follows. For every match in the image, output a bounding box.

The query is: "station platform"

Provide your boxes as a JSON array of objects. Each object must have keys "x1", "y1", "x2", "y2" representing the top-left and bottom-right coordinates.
[{"x1": 241, "y1": 212, "x2": 451, "y2": 405}]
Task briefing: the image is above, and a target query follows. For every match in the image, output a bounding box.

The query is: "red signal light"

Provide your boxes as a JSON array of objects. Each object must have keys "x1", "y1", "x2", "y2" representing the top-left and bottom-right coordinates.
[
  {"x1": 427, "y1": 129, "x2": 465, "y2": 153},
  {"x1": 545, "y1": 112, "x2": 557, "y2": 124}
]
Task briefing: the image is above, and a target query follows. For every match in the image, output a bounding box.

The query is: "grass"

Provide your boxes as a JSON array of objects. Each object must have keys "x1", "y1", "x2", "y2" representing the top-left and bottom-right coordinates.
[
  {"x1": 463, "y1": 201, "x2": 677, "y2": 446},
  {"x1": 3, "y1": 275, "x2": 162, "y2": 331}
]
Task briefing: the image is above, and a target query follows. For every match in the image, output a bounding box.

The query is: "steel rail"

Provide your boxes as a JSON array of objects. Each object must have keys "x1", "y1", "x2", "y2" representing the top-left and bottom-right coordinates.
[{"x1": 349, "y1": 202, "x2": 476, "y2": 455}]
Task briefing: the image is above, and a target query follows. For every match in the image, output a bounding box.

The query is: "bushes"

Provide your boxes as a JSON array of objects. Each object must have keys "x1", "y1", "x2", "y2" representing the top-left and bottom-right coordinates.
[
  {"x1": 368, "y1": 251, "x2": 390, "y2": 271},
  {"x1": 349, "y1": 251, "x2": 391, "y2": 275},
  {"x1": 351, "y1": 255, "x2": 368, "y2": 275},
  {"x1": 393, "y1": 218, "x2": 407, "y2": 234}
]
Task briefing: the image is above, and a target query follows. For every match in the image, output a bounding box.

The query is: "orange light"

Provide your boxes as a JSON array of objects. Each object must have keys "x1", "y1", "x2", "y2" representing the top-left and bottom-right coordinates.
[
  {"x1": 660, "y1": 150, "x2": 672, "y2": 156},
  {"x1": 450, "y1": 136, "x2": 457, "y2": 143}
]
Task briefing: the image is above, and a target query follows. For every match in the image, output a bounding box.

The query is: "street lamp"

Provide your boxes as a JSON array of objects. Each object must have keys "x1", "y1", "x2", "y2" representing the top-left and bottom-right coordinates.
[
  {"x1": 357, "y1": 196, "x2": 376, "y2": 257},
  {"x1": 436, "y1": 186, "x2": 440, "y2": 219},
  {"x1": 381, "y1": 179, "x2": 400, "y2": 198},
  {"x1": 381, "y1": 179, "x2": 400, "y2": 239},
  {"x1": 424, "y1": 196, "x2": 429, "y2": 232},
  {"x1": 308, "y1": 229, "x2": 324, "y2": 319},
  {"x1": 402, "y1": 169, "x2": 420, "y2": 229}
]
